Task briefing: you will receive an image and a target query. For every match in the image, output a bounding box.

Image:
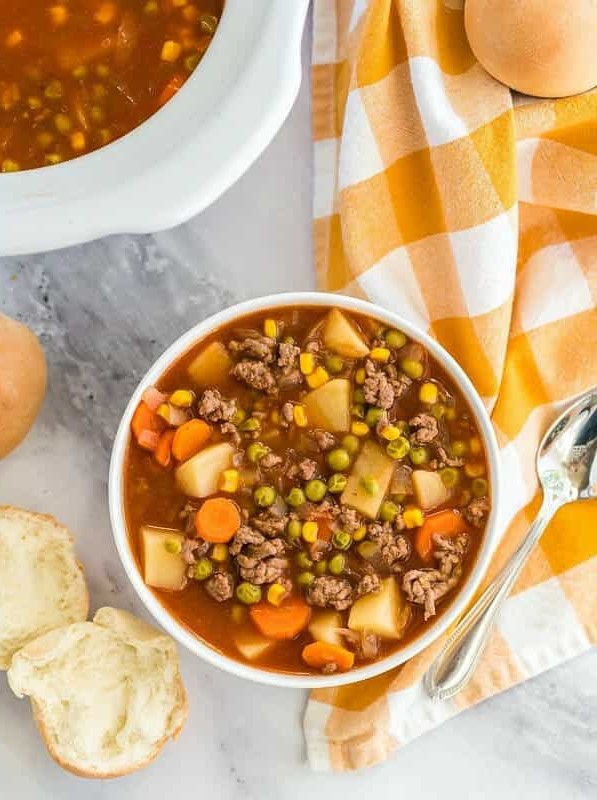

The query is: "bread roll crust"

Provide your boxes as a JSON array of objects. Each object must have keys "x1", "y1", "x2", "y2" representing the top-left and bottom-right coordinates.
[{"x1": 465, "y1": 0, "x2": 597, "y2": 98}]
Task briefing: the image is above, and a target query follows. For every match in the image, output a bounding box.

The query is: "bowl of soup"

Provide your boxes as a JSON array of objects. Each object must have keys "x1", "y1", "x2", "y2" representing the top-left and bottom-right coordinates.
[
  {"x1": 109, "y1": 293, "x2": 501, "y2": 687},
  {"x1": 0, "y1": 0, "x2": 309, "y2": 255}
]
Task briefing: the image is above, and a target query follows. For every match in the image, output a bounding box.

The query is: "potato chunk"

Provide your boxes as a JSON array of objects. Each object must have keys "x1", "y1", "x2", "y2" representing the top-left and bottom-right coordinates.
[
  {"x1": 348, "y1": 577, "x2": 410, "y2": 640},
  {"x1": 175, "y1": 442, "x2": 234, "y2": 498},
  {"x1": 323, "y1": 309, "x2": 370, "y2": 358},
  {"x1": 308, "y1": 610, "x2": 343, "y2": 647},
  {"x1": 412, "y1": 469, "x2": 450, "y2": 511},
  {"x1": 187, "y1": 341, "x2": 232, "y2": 389},
  {"x1": 234, "y1": 629, "x2": 277, "y2": 662},
  {"x1": 340, "y1": 440, "x2": 395, "y2": 519},
  {"x1": 141, "y1": 527, "x2": 187, "y2": 592},
  {"x1": 304, "y1": 378, "x2": 351, "y2": 432}
]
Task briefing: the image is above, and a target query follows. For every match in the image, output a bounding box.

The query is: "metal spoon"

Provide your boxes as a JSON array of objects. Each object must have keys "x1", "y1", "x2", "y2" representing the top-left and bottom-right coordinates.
[{"x1": 425, "y1": 387, "x2": 597, "y2": 701}]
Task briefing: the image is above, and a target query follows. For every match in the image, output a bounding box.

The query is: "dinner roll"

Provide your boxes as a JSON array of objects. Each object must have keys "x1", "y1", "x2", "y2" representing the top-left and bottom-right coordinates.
[
  {"x1": 465, "y1": 0, "x2": 597, "y2": 97},
  {"x1": 0, "y1": 507, "x2": 89, "y2": 669},
  {"x1": 7, "y1": 607, "x2": 188, "y2": 779},
  {"x1": 0, "y1": 315, "x2": 47, "y2": 458}
]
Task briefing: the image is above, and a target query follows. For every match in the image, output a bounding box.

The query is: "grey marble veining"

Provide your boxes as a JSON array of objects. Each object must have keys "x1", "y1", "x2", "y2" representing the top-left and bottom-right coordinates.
[{"x1": 1, "y1": 26, "x2": 596, "y2": 800}]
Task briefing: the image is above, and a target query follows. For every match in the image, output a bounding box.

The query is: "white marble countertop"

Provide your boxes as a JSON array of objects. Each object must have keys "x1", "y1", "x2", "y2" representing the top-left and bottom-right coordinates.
[{"x1": 1, "y1": 25, "x2": 596, "y2": 800}]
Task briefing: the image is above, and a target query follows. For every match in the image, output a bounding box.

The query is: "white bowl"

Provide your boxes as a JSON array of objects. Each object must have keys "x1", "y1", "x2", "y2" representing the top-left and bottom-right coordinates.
[
  {"x1": 0, "y1": 0, "x2": 309, "y2": 256},
  {"x1": 109, "y1": 292, "x2": 502, "y2": 688}
]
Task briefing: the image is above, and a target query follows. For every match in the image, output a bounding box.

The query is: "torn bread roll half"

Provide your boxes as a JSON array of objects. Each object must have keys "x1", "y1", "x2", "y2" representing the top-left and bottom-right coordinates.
[
  {"x1": 0, "y1": 507, "x2": 89, "y2": 669},
  {"x1": 7, "y1": 607, "x2": 188, "y2": 778}
]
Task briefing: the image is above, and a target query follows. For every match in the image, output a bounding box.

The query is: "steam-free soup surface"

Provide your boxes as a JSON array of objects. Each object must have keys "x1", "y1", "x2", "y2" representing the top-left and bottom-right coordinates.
[
  {"x1": 125, "y1": 307, "x2": 491, "y2": 676},
  {"x1": 0, "y1": 0, "x2": 223, "y2": 172}
]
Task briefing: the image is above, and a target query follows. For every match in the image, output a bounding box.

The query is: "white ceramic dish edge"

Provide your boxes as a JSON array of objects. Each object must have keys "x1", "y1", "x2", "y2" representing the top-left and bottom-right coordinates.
[
  {"x1": 109, "y1": 292, "x2": 502, "y2": 689},
  {"x1": 0, "y1": 0, "x2": 309, "y2": 256}
]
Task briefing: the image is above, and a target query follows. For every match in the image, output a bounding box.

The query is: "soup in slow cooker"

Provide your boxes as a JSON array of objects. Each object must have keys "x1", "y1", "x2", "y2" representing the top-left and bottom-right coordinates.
[
  {"x1": 124, "y1": 306, "x2": 491, "y2": 676},
  {"x1": 0, "y1": 0, "x2": 224, "y2": 172}
]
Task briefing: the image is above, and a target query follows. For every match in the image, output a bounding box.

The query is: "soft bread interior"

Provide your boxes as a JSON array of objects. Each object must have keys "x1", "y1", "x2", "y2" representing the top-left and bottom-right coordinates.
[
  {"x1": 7, "y1": 607, "x2": 188, "y2": 778},
  {"x1": 0, "y1": 506, "x2": 89, "y2": 669}
]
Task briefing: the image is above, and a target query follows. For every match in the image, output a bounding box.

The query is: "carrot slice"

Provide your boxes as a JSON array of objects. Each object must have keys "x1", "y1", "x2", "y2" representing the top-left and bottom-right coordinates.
[
  {"x1": 302, "y1": 641, "x2": 355, "y2": 672},
  {"x1": 155, "y1": 429, "x2": 176, "y2": 468},
  {"x1": 131, "y1": 401, "x2": 165, "y2": 443},
  {"x1": 250, "y1": 596, "x2": 312, "y2": 641},
  {"x1": 158, "y1": 74, "x2": 185, "y2": 107},
  {"x1": 415, "y1": 509, "x2": 468, "y2": 563},
  {"x1": 195, "y1": 497, "x2": 241, "y2": 543},
  {"x1": 171, "y1": 419, "x2": 212, "y2": 462}
]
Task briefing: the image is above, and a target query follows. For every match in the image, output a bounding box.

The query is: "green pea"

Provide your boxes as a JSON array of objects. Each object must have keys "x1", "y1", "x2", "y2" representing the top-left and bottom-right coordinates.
[
  {"x1": 254, "y1": 485, "x2": 276, "y2": 507},
  {"x1": 409, "y1": 446, "x2": 429, "y2": 465},
  {"x1": 380, "y1": 500, "x2": 400, "y2": 523},
  {"x1": 328, "y1": 553, "x2": 346, "y2": 575},
  {"x1": 451, "y1": 440, "x2": 468, "y2": 457},
  {"x1": 353, "y1": 387, "x2": 365, "y2": 404},
  {"x1": 351, "y1": 403, "x2": 365, "y2": 419},
  {"x1": 286, "y1": 487, "x2": 306, "y2": 507},
  {"x1": 342, "y1": 434, "x2": 360, "y2": 456},
  {"x1": 231, "y1": 408, "x2": 247, "y2": 426},
  {"x1": 315, "y1": 560, "x2": 328, "y2": 576},
  {"x1": 325, "y1": 354, "x2": 344, "y2": 374},
  {"x1": 431, "y1": 403, "x2": 447, "y2": 420},
  {"x1": 365, "y1": 407, "x2": 384, "y2": 428},
  {"x1": 384, "y1": 329, "x2": 407, "y2": 349},
  {"x1": 472, "y1": 477, "x2": 488, "y2": 498},
  {"x1": 360, "y1": 476, "x2": 379, "y2": 495},
  {"x1": 193, "y1": 557, "x2": 213, "y2": 581},
  {"x1": 286, "y1": 518, "x2": 302, "y2": 542},
  {"x1": 247, "y1": 442, "x2": 269, "y2": 463},
  {"x1": 400, "y1": 358, "x2": 424, "y2": 379},
  {"x1": 386, "y1": 436, "x2": 410, "y2": 460},
  {"x1": 332, "y1": 530, "x2": 352, "y2": 551},
  {"x1": 164, "y1": 538, "x2": 182, "y2": 554},
  {"x1": 392, "y1": 492, "x2": 406, "y2": 504},
  {"x1": 327, "y1": 473, "x2": 348, "y2": 494},
  {"x1": 239, "y1": 417, "x2": 260, "y2": 432},
  {"x1": 297, "y1": 571, "x2": 315, "y2": 587},
  {"x1": 305, "y1": 479, "x2": 327, "y2": 502},
  {"x1": 357, "y1": 541, "x2": 379, "y2": 560},
  {"x1": 235, "y1": 582, "x2": 262, "y2": 605},
  {"x1": 327, "y1": 448, "x2": 350, "y2": 471},
  {"x1": 296, "y1": 551, "x2": 313, "y2": 569},
  {"x1": 440, "y1": 467, "x2": 460, "y2": 488}
]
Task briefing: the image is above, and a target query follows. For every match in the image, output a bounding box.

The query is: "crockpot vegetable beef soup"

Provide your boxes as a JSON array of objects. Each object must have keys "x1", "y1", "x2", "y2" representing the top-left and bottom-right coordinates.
[
  {"x1": 125, "y1": 308, "x2": 491, "y2": 675},
  {"x1": 0, "y1": 0, "x2": 223, "y2": 172}
]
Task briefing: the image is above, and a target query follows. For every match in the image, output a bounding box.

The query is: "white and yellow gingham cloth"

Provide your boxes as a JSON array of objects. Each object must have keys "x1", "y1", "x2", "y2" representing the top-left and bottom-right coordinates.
[{"x1": 305, "y1": 0, "x2": 597, "y2": 771}]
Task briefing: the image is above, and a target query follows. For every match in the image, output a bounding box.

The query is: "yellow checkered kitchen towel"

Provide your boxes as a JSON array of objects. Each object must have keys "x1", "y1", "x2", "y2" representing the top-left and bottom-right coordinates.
[{"x1": 305, "y1": 0, "x2": 597, "y2": 771}]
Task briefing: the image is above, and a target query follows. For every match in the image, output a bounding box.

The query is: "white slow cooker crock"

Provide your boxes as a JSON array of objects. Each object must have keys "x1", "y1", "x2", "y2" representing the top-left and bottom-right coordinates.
[{"x1": 0, "y1": 0, "x2": 309, "y2": 256}]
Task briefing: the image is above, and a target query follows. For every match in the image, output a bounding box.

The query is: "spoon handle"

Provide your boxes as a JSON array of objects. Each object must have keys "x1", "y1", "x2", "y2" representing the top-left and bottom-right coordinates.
[{"x1": 424, "y1": 500, "x2": 555, "y2": 701}]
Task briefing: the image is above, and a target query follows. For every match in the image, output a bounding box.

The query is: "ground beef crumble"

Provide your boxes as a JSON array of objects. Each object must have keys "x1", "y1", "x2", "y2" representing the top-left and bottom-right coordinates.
[
  {"x1": 198, "y1": 388, "x2": 237, "y2": 423},
  {"x1": 402, "y1": 533, "x2": 468, "y2": 619},
  {"x1": 306, "y1": 576, "x2": 353, "y2": 611},
  {"x1": 232, "y1": 360, "x2": 277, "y2": 394},
  {"x1": 205, "y1": 572, "x2": 235, "y2": 602},
  {"x1": 409, "y1": 413, "x2": 440, "y2": 444},
  {"x1": 464, "y1": 497, "x2": 490, "y2": 527}
]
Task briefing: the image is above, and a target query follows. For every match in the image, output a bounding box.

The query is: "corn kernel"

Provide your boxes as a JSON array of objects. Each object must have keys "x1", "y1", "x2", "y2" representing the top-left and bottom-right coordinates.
[
  {"x1": 49, "y1": 5, "x2": 68, "y2": 25},
  {"x1": 70, "y1": 131, "x2": 86, "y2": 151},
  {"x1": 263, "y1": 318, "x2": 278, "y2": 339},
  {"x1": 144, "y1": 0, "x2": 159, "y2": 13},
  {"x1": 54, "y1": 113, "x2": 72, "y2": 134},
  {"x1": 98, "y1": 128, "x2": 112, "y2": 144},
  {"x1": 445, "y1": 407, "x2": 457, "y2": 421},
  {"x1": 72, "y1": 65, "x2": 87, "y2": 79},
  {"x1": 219, "y1": 469, "x2": 239, "y2": 493},
  {"x1": 293, "y1": 405, "x2": 308, "y2": 428},
  {"x1": 380, "y1": 425, "x2": 400, "y2": 441},
  {"x1": 464, "y1": 462, "x2": 486, "y2": 478},
  {"x1": 28, "y1": 95, "x2": 42, "y2": 109},
  {"x1": 403, "y1": 506, "x2": 424, "y2": 529},
  {"x1": 306, "y1": 366, "x2": 329, "y2": 389},
  {"x1": 369, "y1": 347, "x2": 391, "y2": 363},
  {"x1": 1, "y1": 159, "x2": 20, "y2": 173},
  {"x1": 351, "y1": 421, "x2": 370, "y2": 437},
  {"x1": 95, "y1": 1, "x2": 117, "y2": 24},
  {"x1": 36, "y1": 131, "x2": 54, "y2": 149},
  {"x1": 172, "y1": 0, "x2": 187, "y2": 5},
  {"x1": 161, "y1": 40, "x2": 182, "y2": 61},
  {"x1": 169, "y1": 389, "x2": 195, "y2": 408},
  {"x1": 419, "y1": 382, "x2": 438, "y2": 405},
  {"x1": 6, "y1": 30, "x2": 23, "y2": 47},
  {"x1": 182, "y1": 4, "x2": 199, "y2": 20},
  {"x1": 302, "y1": 521, "x2": 319, "y2": 543},
  {"x1": 270, "y1": 409, "x2": 280, "y2": 425},
  {"x1": 45, "y1": 153, "x2": 62, "y2": 165},
  {"x1": 156, "y1": 403, "x2": 171, "y2": 423},
  {"x1": 95, "y1": 63, "x2": 110, "y2": 78},
  {"x1": 352, "y1": 526, "x2": 367, "y2": 542},
  {"x1": 299, "y1": 352, "x2": 315, "y2": 375},
  {"x1": 267, "y1": 583, "x2": 287, "y2": 607},
  {"x1": 211, "y1": 543, "x2": 229, "y2": 562},
  {"x1": 355, "y1": 367, "x2": 366, "y2": 385},
  {"x1": 469, "y1": 436, "x2": 482, "y2": 456}
]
